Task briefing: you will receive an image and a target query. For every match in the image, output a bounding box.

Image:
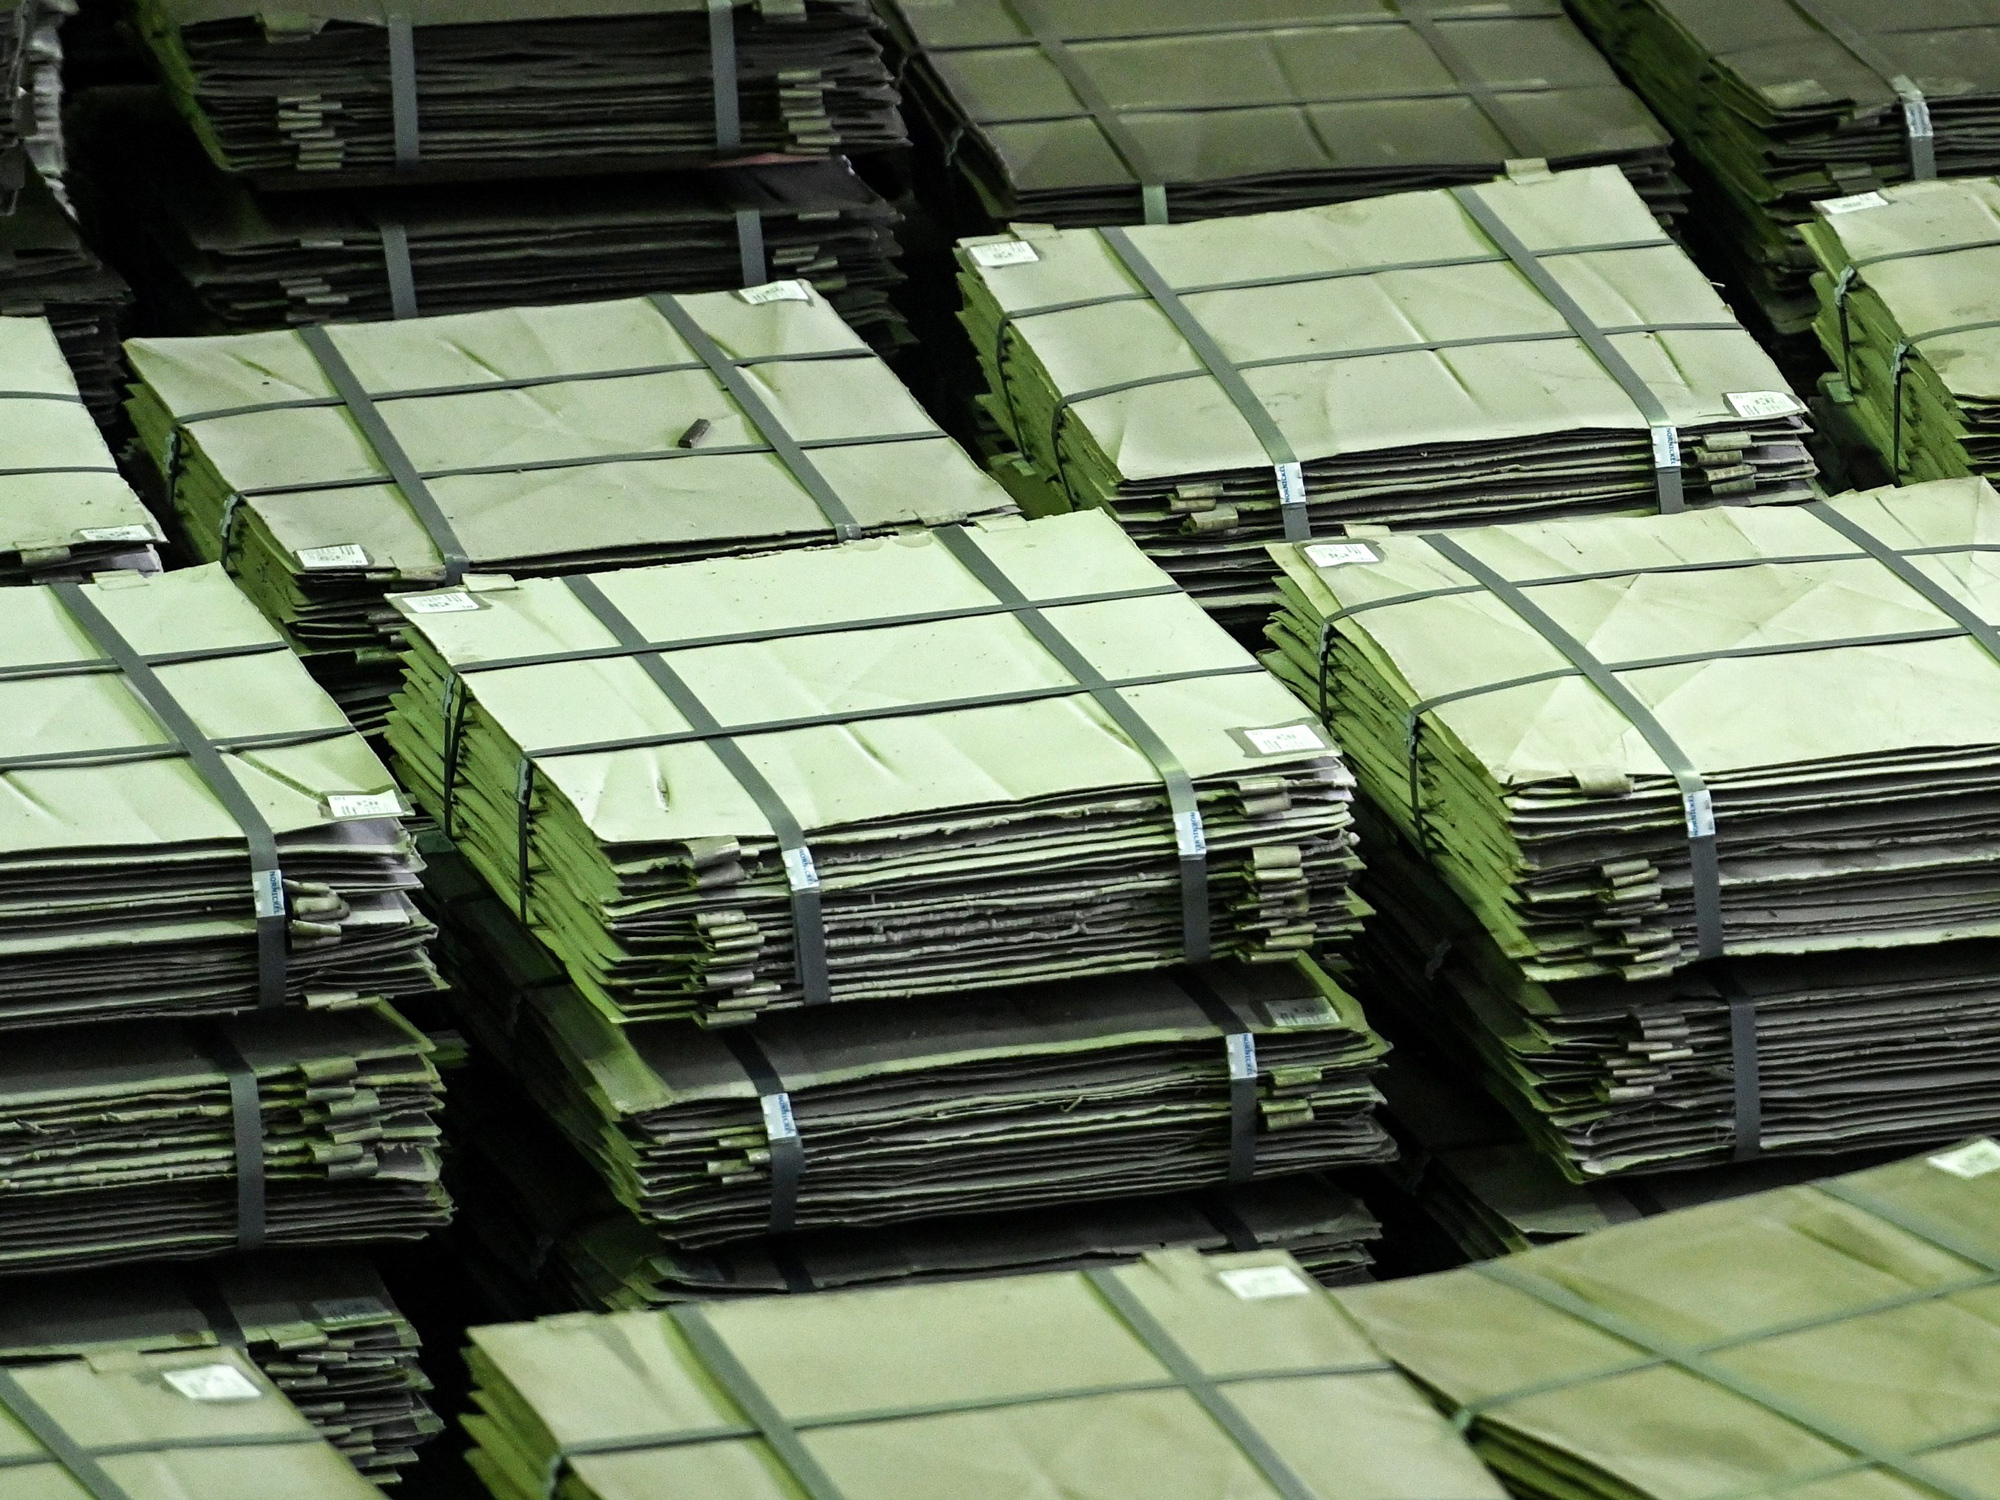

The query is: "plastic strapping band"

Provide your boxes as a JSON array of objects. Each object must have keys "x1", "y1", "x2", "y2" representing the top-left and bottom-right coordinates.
[
  {"x1": 378, "y1": 220, "x2": 418, "y2": 319},
  {"x1": 0, "y1": 1368, "x2": 136, "y2": 1500},
  {"x1": 936, "y1": 526, "x2": 1212, "y2": 960},
  {"x1": 1084, "y1": 1269, "x2": 1322, "y2": 1500},
  {"x1": 1174, "y1": 968, "x2": 1258, "y2": 1184},
  {"x1": 1000, "y1": 0, "x2": 1168, "y2": 223},
  {"x1": 180, "y1": 1266, "x2": 250, "y2": 1349},
  {"x1": 51, "y1": 582, "x2": 290, "y2": 1009},
  {"x1": 1451, "y1": 184, "x2": 1685, "y2": 513},
  {"x1": 1382, "y1": 0, "x2": 1535, "y2": 156},
  {"x1": 669, "y1": 1304, "x2": 847, "y2": 1500},
  {"x1": 708, "y1": 0, "x2": 743, "y2": 152},
  {"x1": 721, "y1": 1029, "x2": 806, "y2": 1237},
  {"x1": 194, "y1": 1024, "x2": 268, "y2": 1252},
  {"x1": 562, "y1": 573, "x2": 834, "y2": 1006},
  {"x1": 1809, "y1": 502, "x2": 2000, "y2": 665},
  {"x1": 1197, "y1": 1190, "x2": 1263, "y2": 1253},
  {"x1": 1885, "y1": 318, "x2": 2000, "y2": 475},
  {"x1": 1711, "y1": 967, "x2": 1762, "y2": 1162},
  {"x1": 296, "y1": 324, "x2": 470, "y2": 585},
  {"x1": 1782, "y1": 0, "x2": 1935, "y2": 179},
  {"x1": 735, "y1": 208, "x2": 767, "y2": 288},
  {"x1": 385, "y1": 7, "x2": 420, "y2": 168},
  {"x1": 1099, "y1": 226, "x2": 1310, "y2": 542},
  {"x1": 1421, "y1": 533, "x2": 1724, "y2": 960},
  {"x1": 648, "y1": 292, "x2": 863, "y2": 540}
]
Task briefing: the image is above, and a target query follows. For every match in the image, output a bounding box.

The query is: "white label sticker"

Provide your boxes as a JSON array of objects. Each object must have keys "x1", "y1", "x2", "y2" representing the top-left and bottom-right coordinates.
[
  {"x1": 1264, "y1": 996, "x2": 1336, "y2": 1029},
  {"x1": 969, "y1": 240, "x2": 1040, "y2": 269},
  {"x1": 1818, "y1": 191, "x2": 1889, "y2": 215},
  {"x1": 761, "y1": 1091, "x2": 799, "y2": 1142},
  {"x1": 783, "y1": 845, "x2": 820, "y2": 892},
  {"x1": 1218, "y1": 1266, "x2": 1312, "y2": 1301},
  {"x1": 327, "y1": 791, "x2": 404, "y2": 820},
  {"x1": 1304, "y1": 542, "x2": 1380, "y2": 569},
  {"x1": 77, "y1": 524, "x2": 157, "y2": 543},
  {"x1": 400, "y1": 590, "x2": 482, "y2": 615},
  {"x1": 1725, "y1": 390, "x2": 1805, "y2": 421},
  {"x1": 1243, "y1": 724, "x2": 1328, "y2": 756},
  {"x1": 1683, "y1": 788, "x2": 1715, "y2": 839},
  {"x1": 737, "y1": 279, "x2": 813, "y2": 305},
  {"x1": 1175, "y1": 808, "x2": 1207, "y2": 858},
  {"x1": 1651, "y1": 426, "x2": 1681, "y2": 469},
  {"x1": 312, "y1": 1297, "x2": 388, "y2": 1322},
  {"x1": 1225, "y1": 1032, "x2": 1258, "y2": 1081},
  {"x1": 1273, "y1": 461, "x2": 1307, "y2": 512},
  {"x1": 252, "y1": 867, "x2": 287, "y2": 919},
  {"x1": 1930, "y1": 1139, "x2": 2000, "y2": 1179},
  {"x1": 164, "y1": 1364, "x2": 263, "y2": 1402},
  {"x1": 297, "y1": 543, "x2": 371, "y2": 570}
]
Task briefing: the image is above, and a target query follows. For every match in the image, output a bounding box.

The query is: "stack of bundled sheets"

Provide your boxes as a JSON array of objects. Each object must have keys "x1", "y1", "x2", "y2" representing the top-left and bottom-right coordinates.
[
  {"x1": 882, "y1": 0, "x2": 1682, "y2": 229},
  {"x1": 959, "y1": 165, "x2": 1816, "y2": 627},
  {"x1": 0, "y1": 1005, "x2": 449, "y2": 1276},
  {"x1": 72, "y1": 87, "x2": 908, "y2": 348},
  {"x1": 0, "y1": 1252, "x2": 440, "y2": 1484},
  {"x1": 1569, "y1": 0, "x2": 2000, "y2": 334},
  {"x1": 1265, "y1": 478, "x2": 2000, "y2": 1177},
  {"x1": 125, "y1": 290, "x2": 1014, "y2": 731},
  {"x1": 388, "y1": 511, "x2": 1364, "y2": 1023},
  {"x1": 458, "y1": 1249, "x2": 1509, "y2": 1500},
  {"x1": 0, "y1": 563, "x2": 437, "y2": 1030},
  {"x1": 132, "y1": 0, "x2": 905, "y2": 185},
  {"x1": 0, "y1": 170, "x2": 131, "y2": 424}
]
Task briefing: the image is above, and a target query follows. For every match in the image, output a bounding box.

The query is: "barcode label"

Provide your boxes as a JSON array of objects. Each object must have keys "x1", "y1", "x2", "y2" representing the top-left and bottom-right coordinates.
[
  {"x1": 1218, "y1": 1266, "x2": 1311, "y2": 1300},
  {"x1": 1684, "y1": 788, "x2": 1716, "y2": 839},
  {"x1": 327, "y1": 791, "x2": 404, "y2": 820},
  {"x1": 1264, "y1": 996, "x2": 1336, "y2": 1029},
  {"x1": 738, "y1": 279, "x2": 813, "y2": 305},
  {"x1": 164, "y1": 1364, "x2": 263, "y2": 1402},
  {"x1": 1931, "y1": 1139, "x2": 2000, "y2": 1179},
  {"x1": 969, "y1": 241, "x2": 1040, "y2": 269},
  {"x1": 761, "y1": 1092, "x2": 799, "y2": 1141},
  {"x1": 252, "y1": 868, "x2": 287, "y2": 919},
  {"x1": 1225, "y1": 1032, "x2": 1258, "y2": 1081},
  {"x1": 297, "y1": 543, "x2": 371, "y2": 570},
  {"x1": 1175, "y1": 809, "x2": 1207, "y2": 859},
  {"x1": 783, "y1": 845, "x2": 820, "y2": 892},
  {"x1": 1304, "y1": 542, "x2": 1379, "y2": 568},
  {"x1": 1819, "y1": 191, "x2": 1889, "y2": 215},
  {"x1": 78, "y1": 524, "x2": 157, "y2": 543},
  {"x1": 1725, "y1": 390, "x2": 1805, "y2": 420},
  {"x1": 1651, "y1": 426, "x2": 1681, "y2": 469},
  {"x1": 401, "y1": 590, "x2": 481, "y2": 614},
  {"x1": 1242, "y1": 724, "x2": 1328, "y2": 756}
]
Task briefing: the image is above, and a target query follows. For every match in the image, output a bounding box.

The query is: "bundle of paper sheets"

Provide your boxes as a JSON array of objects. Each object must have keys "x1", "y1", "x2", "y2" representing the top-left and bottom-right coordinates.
[
  {"x1": 959, "y1": 164, "x2": 1816, "y2": 626},
  {"x1": 0, "y1": 170, "x2": 130, "y2": 425},
  {"x1": 133, "y1": 0, "x2": 906, "y2": 185},
  {"x1": 879, "y1": 0, "x2": 1681, "y2": 229}
]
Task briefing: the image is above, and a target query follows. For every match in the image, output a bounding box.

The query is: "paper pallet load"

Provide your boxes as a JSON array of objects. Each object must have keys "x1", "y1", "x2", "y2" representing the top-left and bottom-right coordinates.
[
  {"x1": 0, "y1": 1003, "x2": 448, "y2": 1277},
  {"x1": 0, "y1": 563, "x2": 438, "y2": 1030},
  {"x1": 0, "y1": 314, "x2": 158, "y2": 583},
  {"x1": 71, "y1": 86, "x2": 908, "y2": 349},
  {"x1": 1263, "y1": 477, "x2": 2000, "y2": 981},
  {"x1": 0, "y1": 170, "x2": 131, "y2": 427},
  {"x1": 1803, "y1": 175, "x2": 2000, "y2": 484},
  {"x1": 132, "y1": 0, "x2": 905, "y2": 187},
  {"x1": 0, "y1": 1252, "x2": 440, "y2": 1484},
  {"x1": 1568, "y1": 0, "x2": 2000, "y2": 336},
  {"x1": 0, "y1": 1, "x2": 36, "y2": 209},
  {"x1": 1356, "y1": 810, "x2": 2000, "y2": 1181},
  {"x1": 429, "y1": 838, "x2": 1389, "y2": 1249},
  {"x1": 449, "y1": 1070, "x2": 1382, "y2": 1314},
  {"x1": 0, "y1": 1345, "x2": 383, "y2": 1499},
  {"x1": 387, "y1": 510, "x2": 1365, "y2": 1024},
  {"x1": 1339, "y1": 1142, "x2": 2000, "y2": 1500},
  {"x1": 458, "y1": 1249, "x2": 1510, "y2": 1500},
  {"x1": 880, "y1": 0, "x2": 1682, "y2": 231},
  {"x1": 125, "y1": 289, "x2": 1016, "y2": 733},
  {"x1": 957, "y1": 164, "x2": 1816, "y2": 629}
]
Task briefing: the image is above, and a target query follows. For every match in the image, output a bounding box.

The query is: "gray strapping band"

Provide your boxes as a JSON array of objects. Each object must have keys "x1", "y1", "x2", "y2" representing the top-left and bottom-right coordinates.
[
  {"x1": 1782, "y1": 0, "x2": 1935, "y2": 179},
  {"x1": 1000, "y1": 0, "x2": 1169, "y2": 223},
  {"x1": 669, "y1": 1304, "x2": 847, "y2": 1500},
  {"x1": 561, "y1": 573, "x2": 835, "y2": 1007},
  {"x1": 378, "y1": 220, "x2": 418, "y2": 319},
  {"x1": 196, "y1": 1023, "x2": 269, "y2": 1251},
  {"x1": 735, "y1": 208, "x2": 767, "y2": 288},
  {"x1": 1809, "y1": 502, "x2": 2000, "y2": 665},
  {"x1": 1711, "y1": 967, "x2": 1762, "y2": 1162},
  {"x1": 937, "y1": 525, "x2": 1212, "y2": 961},
  {"x1": 648, "y1": 293, "x2": 863, "y2": 540},
  {"x1": 1421, "y1": 532, "x2": 1724, "y2": 960},
  {"x1": 385, "y1": 7, "x2": 420, "y2": 168},
  {"x1": 52, "y1": 581, "x2": 290, "y2": 1009},
  {"x1": 1452, "y1": 184, "x2": 1685, "y2": 512},
  {"x1": 1085, "y1": 1268, "x2": 1323, "y2": 1500},
  {"x1": 1383, "y1": 0, "x2": 1537, "y2": 157},
  {"x1": 0, "y1": 1368, "x2": 136, "y2": 1500},
  {"x1": 1099, "y1": 225, "x2": 1310, "y2": 542},
  {"x1": 709, "y1": 0, "x2": 743, "y2": 151},
  {"x1": 297, "y1": 323, "x2": 470, "y2": 584},
  {"x1": 722, "y1": 1029, "x2": 806, "y2": 1235},
  {"x1": 1174, "y1": 968, "x2": 1259, "y2": 1183}
]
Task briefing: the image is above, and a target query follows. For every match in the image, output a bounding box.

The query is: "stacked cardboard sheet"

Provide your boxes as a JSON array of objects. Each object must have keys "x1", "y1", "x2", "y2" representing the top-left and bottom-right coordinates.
[
  {"x1": 0, "y1": 1345, "x2": 382, "y2": 1498},
  {"x1": 0, "y1": 1252, "x2": 440, "y2": 1483},
  {"x1": 881, "y1": 0, "x2": 1682, "y2": 230},
  {"x1": 0, "y1": 1, "x2": 35, "y2": 208},
  {"x1": 1803, "y1": 175, "x2": 2000, "y2": 483},
  {"x1": 459, "y1": 1249, "x2": 1509, "y2": 1500},
  {"x1": 1340, "y1": 1142, "x2": 2000, "y2": 1500},
  {"x1": 125, "y1": 290, "x2": 1013, "y2": 731},
  {"x1": 0, "y1": 1004, "x2": 449, "y2": 1276},
  {"x1": 959, "y1": 164, "x2": 1816, "y2": 627},
  {"x1": 0, "y1": 169, "x2": 130, "y2": 425},
  {"x1": 133, "y1": 0, "x2": 905, "y2": 186},
  {"x1": 0, "y1": 563, "x2": 438, "y2": 1030},
  {"x1": 388, "y1": 511, "x2": 1365, "y2": 1024},
  {"x1": 73, "y1": 87, "x2": 908, "y2": 348},
  {"x1": 1570, "y1": 0, "x2": 2000, "y2": 336}
]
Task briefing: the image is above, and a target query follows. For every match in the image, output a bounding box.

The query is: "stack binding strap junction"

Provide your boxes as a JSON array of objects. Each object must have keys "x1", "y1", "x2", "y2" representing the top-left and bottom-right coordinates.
[{"x1": 959, "y1": 163, "x2": 1815, "y2": 628}]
